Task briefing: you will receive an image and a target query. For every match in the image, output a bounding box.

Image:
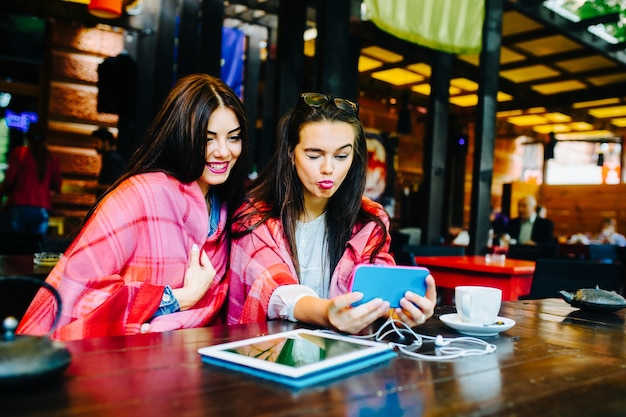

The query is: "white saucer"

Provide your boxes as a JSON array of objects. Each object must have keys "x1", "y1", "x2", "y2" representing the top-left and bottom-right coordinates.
[{"x1": 439, "y1": 314, "x2": 515, "y2": 336}]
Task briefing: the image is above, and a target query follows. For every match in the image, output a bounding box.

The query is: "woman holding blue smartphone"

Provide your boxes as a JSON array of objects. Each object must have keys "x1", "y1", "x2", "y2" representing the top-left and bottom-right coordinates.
[{"x1": 227, "y1": 92, "x2": 437, "y2": 334}]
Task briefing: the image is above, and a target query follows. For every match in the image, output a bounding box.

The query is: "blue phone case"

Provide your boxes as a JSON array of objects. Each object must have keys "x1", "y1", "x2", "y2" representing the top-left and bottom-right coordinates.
[{"x1": 350, "y1": 264, "x2": 429, "y2": 308}]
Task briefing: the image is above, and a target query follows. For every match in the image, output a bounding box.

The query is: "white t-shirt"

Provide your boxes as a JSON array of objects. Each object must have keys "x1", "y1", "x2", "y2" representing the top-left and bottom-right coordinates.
[{"x1": 268, "y1": 213, "x2": 329, "y2": 322}]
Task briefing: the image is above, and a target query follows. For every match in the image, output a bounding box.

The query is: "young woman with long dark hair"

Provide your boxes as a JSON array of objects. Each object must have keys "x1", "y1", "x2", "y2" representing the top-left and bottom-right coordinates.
[
  {"x1": 19, "y1": 74, "x2": 250, "y2": 340},
  {"x1": 227, "y1": 92, "x2": 436, "y2": 334}
]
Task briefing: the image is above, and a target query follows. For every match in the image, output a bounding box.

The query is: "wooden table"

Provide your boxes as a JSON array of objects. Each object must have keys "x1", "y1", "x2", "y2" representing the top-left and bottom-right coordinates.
[
  {"x1": 414, "y1": 255, "x2": 536, "y2": 304},
  {"x1": 0, "y1": 254, "x2": 55, "y2": 278},
  {"x1": 3, "y1": 298, "x2": 626, "y2": 417},
  {"x1": 0, "y1": 255, "x2": 55, "y2": 321}
]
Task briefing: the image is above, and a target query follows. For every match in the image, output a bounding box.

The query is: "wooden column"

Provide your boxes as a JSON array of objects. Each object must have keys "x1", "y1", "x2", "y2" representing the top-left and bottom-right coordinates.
[
  {"x1": 177, "y1": 0, "x2": 223, "y2": 78},
  {"x1": 274, "y1": 1, "x2": 307, "y2": 117},
  {"x1": 422, "y1": 51, "x2": 453, "y2": 245},
  {"x1": 255, "y1": 0, "x2": 307, "y2": 172},
  {"x1": 199, "y1": 0, "x2": 224, "y2": 78},
  {"x1": 151, "y1": 0, "x2": 177, "y2": 113},
  {"x1": 315, "y1": 0, "x2": 358, "y2": 100},
  {"x1": 257, "y1": 26, "x2": 278, "y2": 171},
  {"x1": 177, "y1": 0, "x2": 201, "y2": 78},
  {"x1": 243, "y1": 25, "x2": 265, "y2": 172},
  {"x1": 468, "y1": 0, "x2": 504, "y2": 255}
]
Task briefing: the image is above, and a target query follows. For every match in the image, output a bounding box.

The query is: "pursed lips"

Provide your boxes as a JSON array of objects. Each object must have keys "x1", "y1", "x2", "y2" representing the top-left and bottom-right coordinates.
[{"x1": 318, "y1": 179, "x2": 334, "y2": 189}]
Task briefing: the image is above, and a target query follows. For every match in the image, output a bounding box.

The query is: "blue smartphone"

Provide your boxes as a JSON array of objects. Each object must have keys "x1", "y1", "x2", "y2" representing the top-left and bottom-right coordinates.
[{"x1": 350, "y1": 264, "x2": 429, "y2": 308}]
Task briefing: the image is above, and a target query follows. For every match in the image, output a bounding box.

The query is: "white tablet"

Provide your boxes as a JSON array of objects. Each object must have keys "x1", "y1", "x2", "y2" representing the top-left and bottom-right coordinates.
[{"x1": 197, "y1": 328, "x2": 396, "y2": 388}]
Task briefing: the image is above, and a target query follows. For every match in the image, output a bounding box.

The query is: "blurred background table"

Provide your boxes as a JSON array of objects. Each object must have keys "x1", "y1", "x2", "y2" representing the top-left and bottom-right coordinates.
[
  {"x1": 0, "y1": 254, "x2": 56, "y2": 322},
  {"x1": 415, "y1": 255, "x2": 536, "y2": 304},
  {"x1": 0, "y1": 254, "x2": 56, "y2": 278}
]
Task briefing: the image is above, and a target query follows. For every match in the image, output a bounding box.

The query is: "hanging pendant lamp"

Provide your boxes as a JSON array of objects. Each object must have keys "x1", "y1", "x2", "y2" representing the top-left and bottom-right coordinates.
[{"x1": 88, "y1": 0, "x2": 123, "y2": 19}]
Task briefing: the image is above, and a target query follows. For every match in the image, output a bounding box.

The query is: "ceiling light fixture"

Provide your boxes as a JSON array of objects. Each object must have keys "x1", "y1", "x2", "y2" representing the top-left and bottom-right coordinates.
[{"x1": 88, "y1": 0, "x2": 123, "y2": 19}]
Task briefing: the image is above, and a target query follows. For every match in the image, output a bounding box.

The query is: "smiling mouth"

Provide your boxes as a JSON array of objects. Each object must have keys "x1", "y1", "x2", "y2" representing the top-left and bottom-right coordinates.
[{"x1": 207, "y1": 162, "x2": 228, "y2": 174}]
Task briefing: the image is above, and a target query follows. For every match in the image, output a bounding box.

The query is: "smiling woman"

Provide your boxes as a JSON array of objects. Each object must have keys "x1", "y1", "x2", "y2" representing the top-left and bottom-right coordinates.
[{"x1": 16, "y1": 74, "x2": 250, "y2": 341}]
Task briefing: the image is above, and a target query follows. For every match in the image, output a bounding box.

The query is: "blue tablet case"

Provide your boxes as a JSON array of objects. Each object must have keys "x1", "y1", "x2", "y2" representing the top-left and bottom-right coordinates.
[
  {"x1": 201, "y1": 349, "x2": 396, "y2": 389},
  {"x1": 350, "y1": 264, "x2": 429, "y2": 308},
  {"x1": 198, "y1": 329, "x2": 397, "y2": 389}
]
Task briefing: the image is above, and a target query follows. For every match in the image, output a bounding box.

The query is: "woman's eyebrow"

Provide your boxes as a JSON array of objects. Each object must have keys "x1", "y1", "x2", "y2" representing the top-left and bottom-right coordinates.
[
  {"x1": 304, "y1": 143, "x2": 353, "y2": 152},
  {"x1": 207, "y1": 126, "x2": 242, "y2": 135}
]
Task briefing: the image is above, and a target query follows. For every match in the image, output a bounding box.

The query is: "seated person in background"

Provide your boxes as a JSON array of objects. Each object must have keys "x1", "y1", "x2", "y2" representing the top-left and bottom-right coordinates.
[
  {"x1": 490, "y1": 206, "x2": 508, "y2": 247},
  {"x1": 227, "y1": 92, "x2": 436, "y2": 335},
  {"x1": 504, "y1": 195, "x2": 555, "y2": 246},
  {"x1": 567, "y1": 233, "x2": 590, "y2": 245},
  {"x1": 593, "y1": 218, "x2": 626, "y2": 247},
  {"x1": 94, "y1": 127, "x2": 126, "y2": 187},
  {"x1": 490, "y1": 206, "x2": 508, "y2": 237}
]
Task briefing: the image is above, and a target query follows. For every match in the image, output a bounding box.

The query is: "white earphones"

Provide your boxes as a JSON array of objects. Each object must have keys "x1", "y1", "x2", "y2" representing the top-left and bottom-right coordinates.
[
  {"x1": 435, "y1": 334, "x2": 447, "y2": 347},
  {"x1": 348, "y1": 315, "x2": 498, "y2": 361}
]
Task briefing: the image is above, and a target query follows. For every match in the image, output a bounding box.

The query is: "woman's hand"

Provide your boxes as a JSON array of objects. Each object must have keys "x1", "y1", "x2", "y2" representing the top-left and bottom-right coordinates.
[
  {"x1": 293, "y1": 292, "x2": 390, "y2": 335},
  {"x1": 172, "y1": 244, "x2": 215, "y2": 310},
  {"x1": 393, "y1": 274, "x2": 437, "y2": 327},
  {"x1": 325, "y1": 292, "x2": 391, "y2": 334}
]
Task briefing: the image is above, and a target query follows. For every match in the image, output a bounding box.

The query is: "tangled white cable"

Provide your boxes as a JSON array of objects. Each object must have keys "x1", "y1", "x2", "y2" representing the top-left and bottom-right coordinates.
[{"x1": 350, "y1": 315, "x2": 497, "y2": 361}]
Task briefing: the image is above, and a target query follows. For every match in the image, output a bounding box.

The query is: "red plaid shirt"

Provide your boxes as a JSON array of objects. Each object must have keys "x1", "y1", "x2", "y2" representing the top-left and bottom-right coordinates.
[
  {"x1": 227, "y1": 197, "x2": 394, "y2": 324},
  {"x1": 18, "y1": 173, "x2": 230, "y2": 340}
]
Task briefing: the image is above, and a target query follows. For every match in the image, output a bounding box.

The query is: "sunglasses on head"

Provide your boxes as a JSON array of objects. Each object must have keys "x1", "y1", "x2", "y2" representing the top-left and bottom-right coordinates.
[{"x1": 299, "y1": 92, "x2": 359, "y2": 115}]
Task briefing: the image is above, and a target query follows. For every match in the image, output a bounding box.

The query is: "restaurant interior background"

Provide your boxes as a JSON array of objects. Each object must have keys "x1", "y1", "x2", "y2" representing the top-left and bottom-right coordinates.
[{"x1": 1, "y1": 0, "x2": 626, "y2": 252}]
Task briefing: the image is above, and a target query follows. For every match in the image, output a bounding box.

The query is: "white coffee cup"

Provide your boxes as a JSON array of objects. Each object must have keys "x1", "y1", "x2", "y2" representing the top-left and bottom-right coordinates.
[{"x1": 455, "y1": 286, "x2": 502, "y2": 326}]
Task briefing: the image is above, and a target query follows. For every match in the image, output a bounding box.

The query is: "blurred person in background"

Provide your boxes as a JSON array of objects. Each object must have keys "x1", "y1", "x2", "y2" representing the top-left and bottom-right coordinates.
[
  {"x1": 504, "y1": 195, "x2": 555, "y2": 246},
  {"x1": 593, "y1": 217, "x2": 626, "y2": 247},
  {"x1": 2, "y1": 122, "x2": 62, "y2": 235},
  {"x1": 94, "y1": 127, "x2": 126, "y2": 188}
]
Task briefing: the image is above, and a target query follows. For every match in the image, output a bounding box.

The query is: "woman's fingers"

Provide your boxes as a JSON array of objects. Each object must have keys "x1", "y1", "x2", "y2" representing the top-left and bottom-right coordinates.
[
  {"x1": 394, "y1": 275, "x2": 437, "y2": 326},
  {"x1": 175, "y1": 244, "x2": 216, "y2": 310},
  {"x1": 326, "y1": 275, "x2": 439, "y2": 333},
  {"x1": 327, "y1": 293, "x2": 390, "y2": 334}
]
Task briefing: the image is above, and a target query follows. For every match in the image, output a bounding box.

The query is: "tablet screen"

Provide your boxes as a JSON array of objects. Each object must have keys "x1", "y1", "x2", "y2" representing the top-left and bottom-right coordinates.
[{"x1": 226, "y1": 332, "x2": 368, "y2": 368}]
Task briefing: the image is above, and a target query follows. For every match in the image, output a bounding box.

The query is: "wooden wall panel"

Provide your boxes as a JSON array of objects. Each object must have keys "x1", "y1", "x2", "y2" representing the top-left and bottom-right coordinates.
[
  {"x1": 44, "y1": 22, "x2": 123, "y2": 225},
  {"x1": 51, "y1": 24, "x2": 124, "y2": 57},
  {"x1": 48, "y1": 145, "x2": 100, "y2": 178},
  {"x1": 504, "y1": 182, "x2": 626, "y2": 240},
  {"x1": 541, "y1": 184, "x2": 626, "y2": 239},
  {"x1": 49, "y1": 82, "x2": 106, "y2": 123},
  {"x1": 51, "y1": 50, "x2": 101, "y2": 83}
]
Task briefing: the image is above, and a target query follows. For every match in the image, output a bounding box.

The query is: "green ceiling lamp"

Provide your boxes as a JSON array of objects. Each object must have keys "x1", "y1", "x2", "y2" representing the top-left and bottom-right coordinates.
[{"x1": 362, "y1": 0, "x2": 485, "y2": 54}]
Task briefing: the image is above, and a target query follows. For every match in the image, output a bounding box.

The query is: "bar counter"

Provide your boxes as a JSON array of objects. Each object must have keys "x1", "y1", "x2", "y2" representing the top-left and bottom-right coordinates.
[{"x1": 3, "y1": 298, "x2": 626, "y2": 416}]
